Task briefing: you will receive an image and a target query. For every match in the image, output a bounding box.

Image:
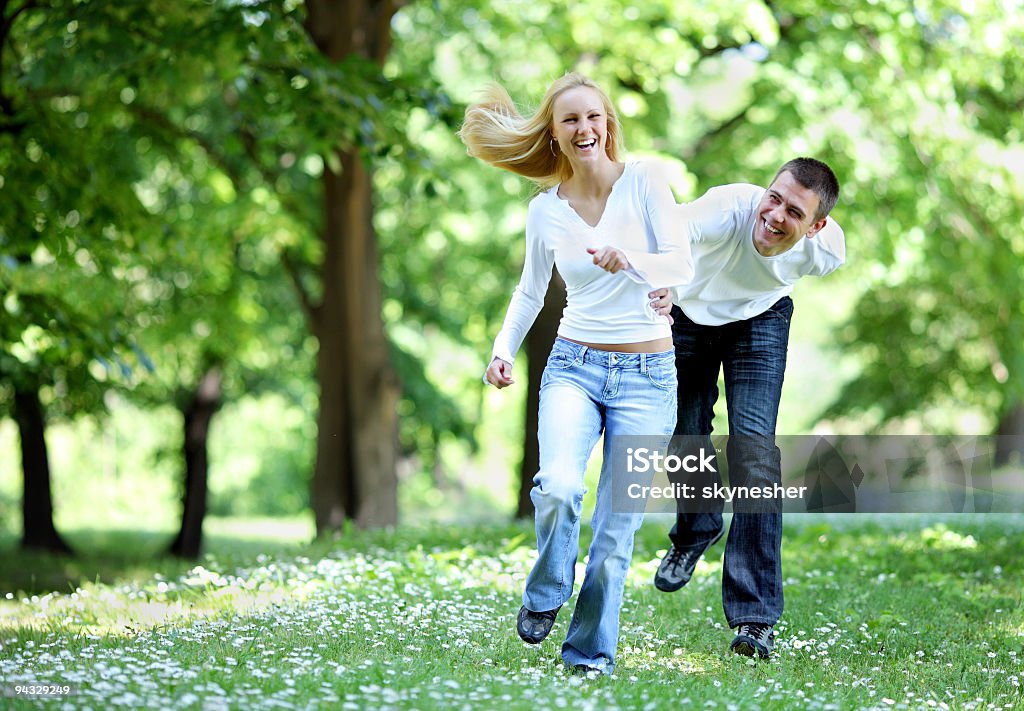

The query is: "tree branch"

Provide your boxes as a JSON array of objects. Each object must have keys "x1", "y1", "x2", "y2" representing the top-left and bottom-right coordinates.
[
  {"x1": 1, "y1": 0, "x2": 39, "y2": 43},
  {"x1": 127, "y1": 103, "x2": 321, "y2": 323},
  {"x1": 683, "y1": 105, "x2": 752, "y2": 162},
  {"x1": 281, "y1": 247, "x2": 319, "y2": 325},
  {"x1": 0, "y1": 0, "x2": 40, "y2": 114},
  {"x1": 676, "y1": 2, "x2": 817, "y2": 164},
  {"x1": 0, "y1": 0, "x2": 34, "y2": 119},
  {"x1": 126, "y1": 103, "x2": 251, "y2": 191},
  {"x1": 369, "y1": 0, "x2": 403, "y2": 64},
  {"x1": 234, "y1": 123, "x2": 316, "y2": 222}
]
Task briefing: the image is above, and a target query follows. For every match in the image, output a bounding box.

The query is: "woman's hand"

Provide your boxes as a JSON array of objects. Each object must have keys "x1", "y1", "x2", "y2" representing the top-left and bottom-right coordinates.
[
  {"x1": 587, "y1": 246, "x2": 630, "y2": 274},
  {"x1": 648, "y1": 287, "x2": 674, "y2": 324},
  {"x1": 485, "y1": 357, "x2": 515, "y2": 388}
]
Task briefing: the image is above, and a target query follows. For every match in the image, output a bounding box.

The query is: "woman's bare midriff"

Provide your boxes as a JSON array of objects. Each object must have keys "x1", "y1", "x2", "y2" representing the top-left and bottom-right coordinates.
[{"x1": 561, "y1": 336, "x2": 672, "y2": 353}]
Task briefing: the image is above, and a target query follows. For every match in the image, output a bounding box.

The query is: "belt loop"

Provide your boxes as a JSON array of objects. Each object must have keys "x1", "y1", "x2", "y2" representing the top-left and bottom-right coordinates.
[
  {"x1": 640, "y1": 353, "x2": 648, "y2": 374},
  {"x1": 579, "y1": 345, "x2": 588, "y2": 364}
]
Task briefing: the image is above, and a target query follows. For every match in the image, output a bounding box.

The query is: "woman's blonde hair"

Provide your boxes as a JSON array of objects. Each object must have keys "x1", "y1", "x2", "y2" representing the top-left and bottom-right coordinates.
[{"x1": 457, "y1": 72, "x2": 624, "y2": 189}]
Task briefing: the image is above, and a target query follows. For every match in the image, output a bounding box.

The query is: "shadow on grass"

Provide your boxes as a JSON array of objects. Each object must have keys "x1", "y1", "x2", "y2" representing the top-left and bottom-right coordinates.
[
  {"x1": 0, "y1": 521, "x2": 314, "y2": 597},
  {"x1": 4, "y1": 513, "x2": 1020, "y2": 602}
]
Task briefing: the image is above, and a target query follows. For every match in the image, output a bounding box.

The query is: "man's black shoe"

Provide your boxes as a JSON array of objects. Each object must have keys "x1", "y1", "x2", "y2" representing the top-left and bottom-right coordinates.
[
  {"x1": 730, "y1": 622, "x2": 775, "y2": 659},
  {"x1": 516, "y1": 605, "x2": 561, "y2": 644},
  {"x1": 654, "y1": 529, "x2": 724, "y2": 592},
  {"x1": 569, "y1": 663, "x2": 606, "y2": 677}
]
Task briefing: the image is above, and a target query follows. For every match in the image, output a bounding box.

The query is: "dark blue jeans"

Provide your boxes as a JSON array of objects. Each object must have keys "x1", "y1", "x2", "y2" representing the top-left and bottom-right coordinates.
[{"x1": 667, "y1": 296, "x2": 792, "y2": 627}]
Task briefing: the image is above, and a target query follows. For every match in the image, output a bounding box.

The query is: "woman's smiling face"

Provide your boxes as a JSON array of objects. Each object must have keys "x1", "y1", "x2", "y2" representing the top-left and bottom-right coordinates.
[{"x1": 550, "y1": 86, "x2": 610, "y2": 169}]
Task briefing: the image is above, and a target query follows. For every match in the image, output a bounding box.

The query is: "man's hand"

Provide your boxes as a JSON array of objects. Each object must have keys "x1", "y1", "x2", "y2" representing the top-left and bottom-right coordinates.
[
  {"x1": 648, "y1": 287, "x2": 674, "y2": 324},
  {"x1": 484, "y1": 357, "x2": 515, "y2": 388},
  {"x1": 587, "y1": 246, "x2": 629, "y2": 274}
]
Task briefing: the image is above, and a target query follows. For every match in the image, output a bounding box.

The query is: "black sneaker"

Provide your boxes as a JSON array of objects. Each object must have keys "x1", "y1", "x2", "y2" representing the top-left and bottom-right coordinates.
[
  {"x1": 730, "y1": 622, "x2": 775, "y2": 659},
  {"x1": 516, "y1": 605, "x2": 561, "y2": 644},
  {"x1": 569, "y1": 663, "x2": 607, "y2": 677},
  {"x1": 653, "y1": 529, "x2": 724, "y2": 592}
]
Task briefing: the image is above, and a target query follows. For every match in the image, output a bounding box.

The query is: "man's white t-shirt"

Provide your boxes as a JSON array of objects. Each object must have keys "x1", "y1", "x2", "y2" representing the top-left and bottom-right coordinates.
[{"x1": 674, "y1": 184, "x2": 846, "y2": 325}]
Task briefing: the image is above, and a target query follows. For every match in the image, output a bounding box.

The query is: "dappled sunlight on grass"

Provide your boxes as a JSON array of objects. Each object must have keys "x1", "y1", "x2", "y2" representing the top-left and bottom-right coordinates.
[
  {"x1": 0, "y1": 516, "x2": 1021, "y2": 708},
  {"x1": 202, "y1": 515, "x2": 316, "y2": 548},
  {"x1": 0, "y1": 515, "x2": 317, "y2": 599},
  {"x1": 2, "y1": 598, "x2": 212, "y2": 638},
  {"x1": 918, "y1": 523, "x2": 979, "y2": 550},
  {"x1": 871, "y1": 522, "x2": 984, "y2": 554},
  {"x1": 0, "y1": 563, "x2": 308, "y2": 635},
  {"x1": 618, "y1": 644, "x2": 717, "y2": 675}
]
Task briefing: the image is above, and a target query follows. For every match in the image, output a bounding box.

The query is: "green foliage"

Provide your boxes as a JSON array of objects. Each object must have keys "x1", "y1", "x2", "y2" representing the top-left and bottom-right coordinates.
[
  {"x1": 3, "y1": 0, "x2": 1022, "y2": 522},
  {"x1": 206, "y1": 394, "x2": 315, "y2": 517},
  {"x1": 0, "y1": 3, "x2": 159, "y2": 416},
  {"x1": 385, "y1": 0, "x2": 1024, "y2": 440},
  {"x1": 1, "y1": 0, "x2": 460, "y2": 489},
  {"x1": 611, "y1": 1, "x2": 1024, "y2": 432}
]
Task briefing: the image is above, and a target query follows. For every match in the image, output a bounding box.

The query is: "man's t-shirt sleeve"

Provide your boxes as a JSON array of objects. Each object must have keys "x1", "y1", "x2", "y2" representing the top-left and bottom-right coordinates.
[
  {"x1": 803, "y1": 217, "x2": 846, "y2": 277},
  {"x1": 678, "y1": 183, "x2": 763, "y2": 244}
]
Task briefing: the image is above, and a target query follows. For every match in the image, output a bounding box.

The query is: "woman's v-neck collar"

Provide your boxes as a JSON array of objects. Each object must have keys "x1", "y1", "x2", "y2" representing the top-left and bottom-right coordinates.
[{"x1": 553, "y1": 162, "x2": 632, "y2": 229}]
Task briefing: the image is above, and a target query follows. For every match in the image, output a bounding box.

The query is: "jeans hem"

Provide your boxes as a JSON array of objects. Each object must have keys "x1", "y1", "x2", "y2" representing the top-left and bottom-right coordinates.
[
  {"x1": 522, "y1": 592, "x2": 569, "y2": 613},
  {"x1": 669, "y1": 527, "x2": 724, "y2": 551},
  {"x1": 728, "y1": 615, "x2": 779, "y2": 628},
  {"x1": 561, "y1": 647, "x2": 614, "y2": 675}
]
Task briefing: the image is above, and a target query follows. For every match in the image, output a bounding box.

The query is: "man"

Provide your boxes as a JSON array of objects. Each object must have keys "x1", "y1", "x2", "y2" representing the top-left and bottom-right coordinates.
[{"x1": 648, "y1": 157, "x2": 844, "y2": 659}]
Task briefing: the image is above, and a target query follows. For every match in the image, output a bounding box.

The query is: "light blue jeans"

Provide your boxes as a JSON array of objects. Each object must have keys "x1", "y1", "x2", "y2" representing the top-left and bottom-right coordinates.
[{"x1": 523, "y1": 337, "x2": 677, "y2": 673}]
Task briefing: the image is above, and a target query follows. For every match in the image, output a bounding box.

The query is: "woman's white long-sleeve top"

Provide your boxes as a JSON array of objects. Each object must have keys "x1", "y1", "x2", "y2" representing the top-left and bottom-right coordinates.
[{"x1": 491, "y1": 160, "x2": 695, "y2": 365}]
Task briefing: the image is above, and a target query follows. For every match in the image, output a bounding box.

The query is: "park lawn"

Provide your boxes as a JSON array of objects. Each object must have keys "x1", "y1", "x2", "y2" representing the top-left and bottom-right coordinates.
[{"x1": 0, "y1": 515, "x2": 1022, "y2": 710}]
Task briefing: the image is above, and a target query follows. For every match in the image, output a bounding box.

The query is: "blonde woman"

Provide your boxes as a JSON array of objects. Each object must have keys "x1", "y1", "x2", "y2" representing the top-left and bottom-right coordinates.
[{"x1": 459, "y1": 72, "x2": 694, "y2": 674}]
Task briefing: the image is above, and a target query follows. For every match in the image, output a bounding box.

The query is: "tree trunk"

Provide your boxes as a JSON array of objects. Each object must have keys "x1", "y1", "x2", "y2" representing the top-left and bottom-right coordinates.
[
  {"x1": 169, "y1": 367, "x2": 222, "y2": 558},
  {"x1": 14, "y1": 387, "x2": 72, "y2": 553},
  {"x1": 304, "y1": 0, "x2": 401, "y2": 535},
  {"x1": 516, "y1": 270, "x2": 566, "y2": 518},
  {"x1": 995, "y1": 401, "x2": 1024, "y2": 467}
]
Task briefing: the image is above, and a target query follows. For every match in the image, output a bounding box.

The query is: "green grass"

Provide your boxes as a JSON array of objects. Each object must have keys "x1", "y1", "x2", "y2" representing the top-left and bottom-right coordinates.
[
  {"x1": 0, "y1": 516, "x2": 315, "y2": 597},
  {"x1": 1, "y1": 514, "x2": 1022, "y2": 709}
]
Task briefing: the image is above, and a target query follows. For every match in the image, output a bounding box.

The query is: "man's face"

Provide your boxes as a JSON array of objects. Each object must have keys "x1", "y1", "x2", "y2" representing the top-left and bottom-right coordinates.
[{"x1": 752, "y1": 170, "x2": 828, "y2": 256}]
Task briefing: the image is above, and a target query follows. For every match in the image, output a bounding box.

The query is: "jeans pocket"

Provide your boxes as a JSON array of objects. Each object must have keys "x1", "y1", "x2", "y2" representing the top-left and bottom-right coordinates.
[
  {"x1": 541, "y1": 354, "x2": 576, "y2": 391},
  {"x1": 646, "y1": 362, "x2": 678, "y2": 391},
  {"x1": 546, "y1": 352, "x2": 577, "y2": 370},
  {"x1": 765, "y1": 297, "x2": 794, "y2": 325}
]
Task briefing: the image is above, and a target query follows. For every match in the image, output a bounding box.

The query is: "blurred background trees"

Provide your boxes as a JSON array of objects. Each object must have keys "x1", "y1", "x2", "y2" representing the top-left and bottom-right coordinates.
[{"x1": 1, "y1": 0, "x2": 1020, "y2": 555}]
